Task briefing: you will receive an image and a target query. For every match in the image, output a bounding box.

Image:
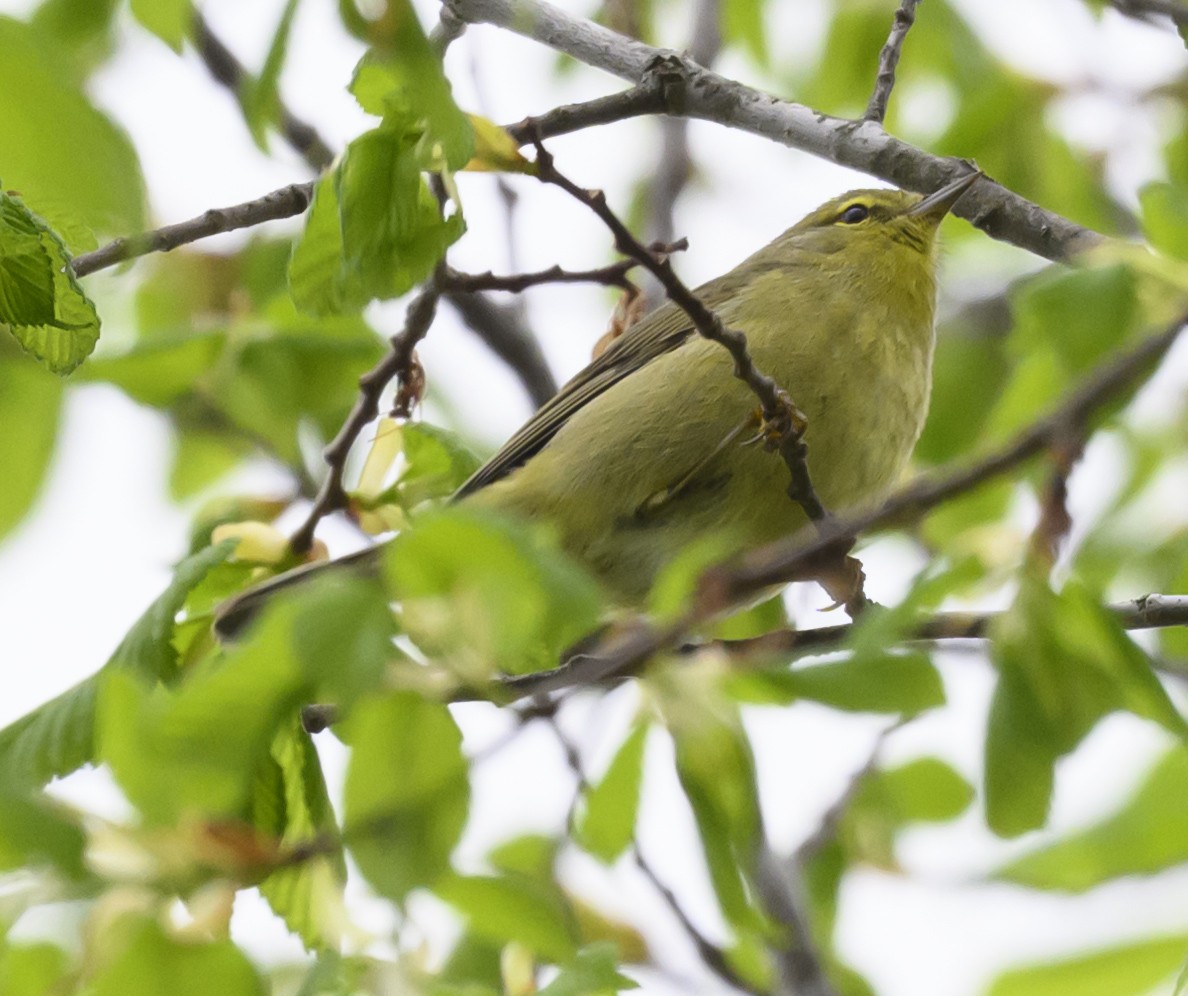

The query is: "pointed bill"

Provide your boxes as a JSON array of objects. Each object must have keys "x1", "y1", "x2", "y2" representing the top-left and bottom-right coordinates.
[{"x1": 906, "y1": 172, "x2": 980, "y2": 220}]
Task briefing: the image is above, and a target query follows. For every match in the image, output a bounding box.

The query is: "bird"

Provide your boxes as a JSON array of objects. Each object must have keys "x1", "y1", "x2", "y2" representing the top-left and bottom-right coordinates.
[{"x1": 214, "y1": 172, "x2": 978, "y2": 638}]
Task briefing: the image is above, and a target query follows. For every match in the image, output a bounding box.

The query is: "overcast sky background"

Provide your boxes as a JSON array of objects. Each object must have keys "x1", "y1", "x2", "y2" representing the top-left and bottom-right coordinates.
[{"x1": 1, "y1": 1, "x2": 1187, "y2": 993}]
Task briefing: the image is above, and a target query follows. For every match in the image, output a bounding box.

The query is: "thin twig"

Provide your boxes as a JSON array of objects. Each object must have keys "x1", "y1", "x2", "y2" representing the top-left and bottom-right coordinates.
[
  {"x1": 489, "y1": 310, "x2": 1188, "y2": 701},
  {"x1": 450, "y1": 0, "x2": 1104, "y2": 262},
  {"x1": 864, "y1": 0, "x2": 924, "y2": 123},
  {"x1": 71, "y1": 182, "x2": 314, "y2": 278},
  {"x1": 530, "y1": 140, "x2": 833, "y2": 530},
  {"x1": 288, "y1": 279, "x2": 441, "y2": 554},
  {"x1": 190, "y1": 12, "x2": 336, "y2": 173},
  {"x1": 441, "y1": 244, "x2": 685, "y2": 295}
]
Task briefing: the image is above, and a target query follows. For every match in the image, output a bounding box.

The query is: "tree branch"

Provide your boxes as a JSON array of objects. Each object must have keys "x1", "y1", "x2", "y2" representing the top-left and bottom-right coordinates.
[
  {"x1": 71, "y1": 182, "x2": 314, "y2": 278},
  {"x1": 288, "y1": 278, "x2": 441, "y2": 554},
  {"x1": 864, "y1": 0, "x2": 924, "y2": 123},
  {"x1": 190, "y1": 12, "x2": 336, "y2": 173},
  {"x1": 531, "y1": 140, "x2": 834, "y2": 531},
  {"x1": 1107, "y1": 0, "x2": 1188, "y2": 28},
  {"x1": 448, "y1": 0, "x2": 1104, "y2": 262}
]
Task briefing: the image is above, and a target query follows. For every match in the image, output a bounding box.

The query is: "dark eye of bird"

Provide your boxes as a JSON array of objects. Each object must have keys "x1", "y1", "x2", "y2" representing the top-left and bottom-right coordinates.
[{"x1": 839, "y1": 204, "x2": 869, "y2": 224}]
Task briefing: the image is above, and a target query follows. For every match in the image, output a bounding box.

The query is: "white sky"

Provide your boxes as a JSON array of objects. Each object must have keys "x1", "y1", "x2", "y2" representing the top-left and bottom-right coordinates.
[{"x1": 1, "y1": 1, "x2": 1187, "y2": 993}]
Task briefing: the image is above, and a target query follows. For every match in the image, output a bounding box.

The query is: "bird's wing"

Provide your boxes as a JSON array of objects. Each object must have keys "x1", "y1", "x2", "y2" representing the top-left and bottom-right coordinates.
[{"x1": 454, "y1": 275, "x2": 744, "y2": 497}]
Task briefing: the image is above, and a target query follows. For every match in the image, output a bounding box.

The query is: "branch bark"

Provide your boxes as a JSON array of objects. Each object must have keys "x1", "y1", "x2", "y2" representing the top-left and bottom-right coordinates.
[{"x1": 448, "y1": 0, "x2": 1104, "y2": 262}]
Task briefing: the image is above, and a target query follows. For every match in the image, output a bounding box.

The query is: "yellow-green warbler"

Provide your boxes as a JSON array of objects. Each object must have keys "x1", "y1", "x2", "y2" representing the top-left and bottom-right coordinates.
[{"x1": 216, "y1": 173, "x2": 978, "y2": 635}]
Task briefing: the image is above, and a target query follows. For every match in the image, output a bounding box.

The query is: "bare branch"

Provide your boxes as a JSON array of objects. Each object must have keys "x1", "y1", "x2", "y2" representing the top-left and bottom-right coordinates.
[
  {"x1": 190, "y1": 12, "x2": 336, "y2": 173},
  {"x1": 288, "y1": 279, "x2": 441, "y2": 554},
  {"x1": 71, "y1": 182, "x2": 314, "y2": 278},
  {"x1": 448, "y1": 0, "x2": 1104, "y2": 262},
  {"x1": 864, "y1": 0, "x2": 924, "y2": 123},
  {"x1": 441, "y1": 244, "x2": 685, "y2": 295}
]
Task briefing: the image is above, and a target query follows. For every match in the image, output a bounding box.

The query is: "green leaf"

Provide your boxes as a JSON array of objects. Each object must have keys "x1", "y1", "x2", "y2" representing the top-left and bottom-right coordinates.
[
  {"x1": 342, "y1": 692, "x2": 469, "y2": 903},
  {"x1": 386, "y1": 506, "x2": 604, "y2": 679},
  {"x1": 240, "y1": 0, "x2": 302, "y2": 149},
  {"x1": 347, "y1": 5, "x2": 472, "y2": 170},
  {"x1": 256, "y1": 720, "x2": 346, "y2": 950},
  {"x1": 0, "y1": 943, "x2": 71, "y2": 996},
  {"x1": 876, "y1": 758, "x2": 974, "y2": 824},
  {"x1": 89, "y1": 917, "x2": 263, "y2": 996},
  {"x1": 984, "y1": 574, "x2": 1188, "y2": 837},
  {"x1": 998, "y1": 747, "x2": 1188, "y2": 891},
  {"x1": 129, "y1": 0, "x2": 193, "y2": 51},
  {"x1": 0, "y1": 17, "x2": 146, "y2": 243},
  {"x1": 288, "y1": 175, "x2": 351, "y2": 315},
  {"x1": 986, "y1": 934, "x2": 1188, "y2": 996},
  {"x1": 76, "y1": 330, "x2": 226, "y2": 406},
  {"x1": 435, "y1": 873, "x2": 578, "y2": 964},
  {"x1": 0, "y1": 192, "x2": 101, "y2": 373},
  {"x1": 0, "y1": 778, "x2": 87, "y2": 880},
  {"x1": 0, "y1": 344, "x2": 62, "y2": 540},
  {"x1": 720, "y1": 0, "x2": 768, "y2": 66},
  {"x1": 394, "y1": 422, "x2": 482, "y2": 508},
  {"x1": 737, "y1": 651, "x2": 944, "y2": 714},
  {"x1": 537, "y1": 943, "x2": 639, "y2": 995},
  {"x1": 0, "y1": 543, "x2": 232, "y2": 788},
  {"x1": 575, "y1": 721, "x2": 649, "y2": 864},
  {"x1": 99, "y1": 573, "x2": 390, "y2": 824},
  {"x1": 1140, "y1": 182, "x2": 1188, "y2": 261}
]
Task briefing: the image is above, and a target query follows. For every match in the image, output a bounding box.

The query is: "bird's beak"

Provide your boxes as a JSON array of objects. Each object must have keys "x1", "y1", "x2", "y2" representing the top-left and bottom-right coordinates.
[{"x1": 906, "y1": 172, "x2": 980, "y2": 221}]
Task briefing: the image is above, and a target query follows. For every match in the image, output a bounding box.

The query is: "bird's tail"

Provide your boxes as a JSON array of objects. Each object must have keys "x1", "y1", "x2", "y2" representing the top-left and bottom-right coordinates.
[{"x1": 213, "y1": 546, "x2": 383, "y2": 640}]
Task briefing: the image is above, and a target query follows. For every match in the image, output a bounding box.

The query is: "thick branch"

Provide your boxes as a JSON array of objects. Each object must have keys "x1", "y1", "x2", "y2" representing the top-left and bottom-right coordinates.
[
  {"x1": 864, "y1": 0, "x2": 923, "y2": 123},
  {"x1": 448, "y1": 0, "x2": 1104, "y2": 262},
  {"x1": 71, "y1": 182, "x2": 314, "y2": 278}
]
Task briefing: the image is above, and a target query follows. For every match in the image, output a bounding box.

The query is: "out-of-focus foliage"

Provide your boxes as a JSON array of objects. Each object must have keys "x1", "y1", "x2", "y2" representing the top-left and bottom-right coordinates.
[{"x1": 0, "y1": 0, "x2": 1186, "y2": 993}]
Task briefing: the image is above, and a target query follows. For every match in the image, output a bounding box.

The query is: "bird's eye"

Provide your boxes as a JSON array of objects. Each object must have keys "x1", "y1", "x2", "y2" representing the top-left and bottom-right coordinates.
[{"x1": 839, "y1": 204, "x2": 869, "y2": 224}]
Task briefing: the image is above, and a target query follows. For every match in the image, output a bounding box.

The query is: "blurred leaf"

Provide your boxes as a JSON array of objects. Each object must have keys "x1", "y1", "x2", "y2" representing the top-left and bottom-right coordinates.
[
  {"x1": 256, "y1": 720, "x2": 346, "y2": 950},
  {"x1": 736, "y1": 651, "x2": 943, "y2": 715},
  {"x1": 170, "y1": 427, "x2": 253, "y2": 502},
  {"x1": 537, "y1": 943, "x2": 639, "y2": 995},
  {"x1": 99, "y1": 573, "x2": 390, "y2": 824},
  {"x1": 1140, "y1": 182, "x2": 1188, "y2": 261},
  {"x1": 986, "y1": 934, "x2": 1188, "y2": 996},
  {"x1": 288, "y1": 175, "x2": 351, "y2": 315},
  {"x1": 0, "y1": 344, "x2": 62, "y2": 540},
  {"x1": 77, "y1": 330, "x2": 225, "y2": 405},
  {"x1": 0, "y1": 17, "x2": 145, "y2": 243},
  {"x1": 342, "y1": 692, "x2": 469, "y2": 903},
  {"x1": 241, "y1": 0, "x2": 301, "y2": 149},
  {"x1": 575, "y1": 721, "x2": 649, "y2": 864},
  {"x1": 90, "y1": 917, "x2": 263, "y2": 996},
  {"x1": 30, "y1": 0, "x2": 119, "y2": 75},
  {"x1": 0, "y1": 192, "x2": 100, "y2": 373},
  {"x1": 710, "y1": 594, "x2": 788, "y2": 641},
  {"x1": 394, "y1": 422, "x2": 482, "y2": 508},
  {"x1": 998, "y1": 746, "x2": 1188, "y2": 891},
  {"x1": 386, "y1": 506, "x2": 603, "y2": 679},
  {"x1": 487, "y1": 832, "x2": 559, "y2": 879},
  {"x1": 464, "y1": 115, "x2": 536, "y2": 174},
  {"x1": 916, "y1": 328, "x2": 1011, "y2": 465},
  {"x1": 0, "y1": 543, "x2": 232, "y2": 788},
  {"x1": 0, "y1": 777, "x2": 87, "y2": 879},
  {"x1": 985, "y1": 573, "x2": 1188, "y2": 838},
  {"x1": 129, "y1": 0, "x2": 193, "y2": 51},
  {"x1": 721, "y1": 0, "x2": 768, "y2": 67},
  {"x1": 0, "y1": 943, "x2": 70, "y2": 996},
  {"x1": 657, "y1": 662, "x2": 771, "y2": 963},
  {"x1": 347, "y1": 9, "x2": 472, "y2": 171},
  {"x1": 436, "y1": 873, "x2": 578, "y2": 964}
]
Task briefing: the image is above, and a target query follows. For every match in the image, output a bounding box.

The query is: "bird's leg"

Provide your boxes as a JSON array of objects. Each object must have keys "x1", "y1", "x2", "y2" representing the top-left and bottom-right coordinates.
[
  {"x1": 636, "y1": 412, "x2": 758, "y2": 518},
  {"x1": 741, "y1": 394, "x2": 809, "y2": 450}
]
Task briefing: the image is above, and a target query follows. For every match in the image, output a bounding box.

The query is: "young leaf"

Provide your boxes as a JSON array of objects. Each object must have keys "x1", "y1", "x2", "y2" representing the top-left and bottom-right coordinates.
[
  {"x1": 984, "y1": 574, "x2": 1188, "y2": 838},
  {"x1": 575, "y1": 721, "x2": 649, "y2": 864},
  {"x1": 997, "y1": 746, "x2": 1188, "y2": 892},
  {"x1": 0, "y1": 192, "x2": 100, "y2": 373},
  {"x1": 240, "y1": 0, "x2": 301, "y2": 150},
  {"x1": 342, "y1": 692, "x2": 469, "y2": 903},
  {"x1": 537, "y1": 943, "x2": 639, "y2": 995},
  {"x1": 986, "y1": 933, "x2": 1188, "y2": 996},
  {"x1": 129, "y1": 0, "x2": 193, "y2": 52},
  {"x1": 0, "y1": 345, "x2": 63, "y2": 540},
  {"x1": 0, "y1": 543, "x2": 232, "y2": 789}
]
